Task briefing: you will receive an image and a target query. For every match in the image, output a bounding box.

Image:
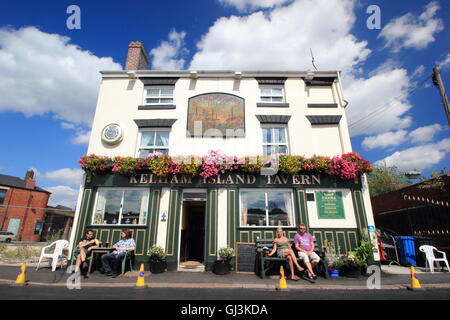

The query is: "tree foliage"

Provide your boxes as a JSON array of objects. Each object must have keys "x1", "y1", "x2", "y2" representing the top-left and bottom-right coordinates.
[{"x1": 367, "y1": 163, "x2": 411, "y2": 197}]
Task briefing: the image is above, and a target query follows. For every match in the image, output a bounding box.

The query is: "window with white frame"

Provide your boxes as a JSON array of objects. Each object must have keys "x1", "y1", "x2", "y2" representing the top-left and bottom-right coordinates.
[
  {"x1": 262, "y1": 126, "x2": 289, "y2": 155},
  {"x1": 144, "y1": 87, "x2": 174, "y2": 104},
  {"x1": 260, "y1": 86, "x2": 284, "y2": 103},
  {"x1": 92, "y1": 188, "x2": 149, "y2": 225},
  {"x1": 240, "y1": 190, "x2": 295, "y2": 227},
  {"x1": 137, "y1": 129, "x2": 170, "y2": 158}
]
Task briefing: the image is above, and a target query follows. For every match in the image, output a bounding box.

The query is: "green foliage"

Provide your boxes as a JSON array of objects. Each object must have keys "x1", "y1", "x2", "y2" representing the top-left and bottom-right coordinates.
[
  {"x1": 367, "y1": 163, "x2": 411, "y2": 197},
  {"x1": 243, "y1": 156, "x2": 263, "y2": 174},
  {"x1": 148, "y1": 245, "x2": 166, "y2": 261},
  {"x1": 279, "y1": 155, "x2": 302, "y2": 175},
  {"x1": 353, "y1": 235, "x2": 374, "y2": 268},
  {"x1": 418, "y1": 168, "x2": 449, "y2": 191},
  {"x1": 180, "y1": 156, "x2": 202, "y2": 177},
  {"x1": 217, "y1": 247, "x2": 234, "y2": 260}
]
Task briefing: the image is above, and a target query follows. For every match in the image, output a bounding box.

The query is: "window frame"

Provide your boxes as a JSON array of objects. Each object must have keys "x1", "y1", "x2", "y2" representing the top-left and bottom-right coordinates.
[
  {"x1": 136, "y1": 128, "x2": 170, "y2": 158},
  {"x1": 143, "y1": 86, "x2": 174, "y2": 105},
  {"x1": 0, "y1": 188, "x2": 7, "y2": 205},
  {"x1": 91, "y1": 187, "x2": 150, "y2": 226},
  {"x1": 259, "y1": 85, "x2": 285, "y2": 103},
  {"x1": 261, "y1": 124, "x2": 290, "y2": 156},
  {"x1": 239, "y1": 189, "x2": 296, "y2": 228}
]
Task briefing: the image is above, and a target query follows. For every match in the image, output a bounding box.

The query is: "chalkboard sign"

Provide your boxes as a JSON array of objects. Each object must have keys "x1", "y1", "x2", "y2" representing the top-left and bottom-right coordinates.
[{"x1": 235, "y1": 242, "x2": 256, "y2": 274}]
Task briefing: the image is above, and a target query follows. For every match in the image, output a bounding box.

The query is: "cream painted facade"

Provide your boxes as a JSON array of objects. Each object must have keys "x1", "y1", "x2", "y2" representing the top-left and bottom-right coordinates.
[
  {"x1": 87, "y1": 71, "x2": 352, "y2": 158},
  {"x1": 70, "y1": 70, "x2": 379, "y2": 273}
]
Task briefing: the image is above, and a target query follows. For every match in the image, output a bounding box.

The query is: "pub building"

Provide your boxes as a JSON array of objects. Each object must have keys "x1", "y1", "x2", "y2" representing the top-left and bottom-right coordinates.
[{"x1": 69, "y1": 42, "x2": 379, "y2": 271}]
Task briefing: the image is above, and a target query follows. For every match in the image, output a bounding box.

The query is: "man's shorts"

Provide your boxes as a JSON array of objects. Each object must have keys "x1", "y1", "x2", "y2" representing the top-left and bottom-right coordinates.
[
  {"x1": 74, "y1": 247, "x2": 88, "y2": 257},
  {"x1": 297, "y1": 251, "x2": 320, "y2": 264}
]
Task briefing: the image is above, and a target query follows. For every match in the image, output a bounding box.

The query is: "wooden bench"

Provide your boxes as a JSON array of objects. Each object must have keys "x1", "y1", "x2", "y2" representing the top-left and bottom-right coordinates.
[{"x1": 256, "y1": 238, "x2": 328, "y2": 279}]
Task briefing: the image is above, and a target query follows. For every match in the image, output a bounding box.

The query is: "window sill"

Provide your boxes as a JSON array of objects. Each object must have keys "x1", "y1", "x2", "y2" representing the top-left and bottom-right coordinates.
[
  {"x1": 89, "y1": 224, "x2": 147, "y2": 227},
  {"x1": 307, "y1": 103, "x2": 338, "y2": 108},
  {"x1": 138, "y1": 104, "x2": 176, "y2": 110},
  {"x1": 257, "y1": 102, "x2": 289, "y2": 108}
]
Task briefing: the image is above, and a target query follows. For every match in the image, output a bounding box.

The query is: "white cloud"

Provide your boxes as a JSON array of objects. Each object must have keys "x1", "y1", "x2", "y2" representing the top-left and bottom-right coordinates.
[
  {"x1": 40, "y1": 168, "x2": 84, "y2": 187},
  {"x1": 379, "y1": 1, "x2": 444, "y2": 52},
  {"x1": 362, "y1": 130, "x2": 408, "y2": 150},
  {"x1": 190, "y1": 0, "x2": 370, "y2": 72},
  {"x1": 408, "y1": 124, "x2": 444, "y2": 144},
  {"x1": 71, "y1": 130, "x2": 91, "y2": 145},
  {"x1": 45, "y1": 185, "x2": 80, "y2": 209},
  {"x1": 150, "y1": 30, "x2": 188, "y2": 70},
  {"x1": 60, "y1": 121, "x2": 91, "y2": 145},
  {"x1": 438, "y1": 53, "x2": 450, "y2": 70},
  {"x1": 218, "y1": 0, "x2": 292, "y2": 12},
  {"x1": 0, "y1": 27, "x2": 122, "y2": 126},
  {"x1": 375, "y1": 138, "x2": 450, "y2": 171},
  {"x1": 345, "y1": 68, "x2": 413, "y2": 136}
]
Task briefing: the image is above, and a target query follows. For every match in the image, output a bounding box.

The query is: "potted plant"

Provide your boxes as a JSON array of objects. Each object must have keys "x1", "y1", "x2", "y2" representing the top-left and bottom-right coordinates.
[
  {"x1": 212, "y1": 247, "x2": 234, "y2": 275},
  {"x1": 148, "y1": 245, "x2": 167, "y2": 274},
  {"x1": 354, "y1": 232, "x2": 375, "y2": 275},
  {"x1": 338, "y1": 252, "x2": 364, "y2": 278}
]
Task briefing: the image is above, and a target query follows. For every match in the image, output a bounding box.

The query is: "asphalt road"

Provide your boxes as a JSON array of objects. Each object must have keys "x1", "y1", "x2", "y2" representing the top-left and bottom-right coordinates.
[{"x1": 1, "y1": 284, "x2": 449, "y2": 300}]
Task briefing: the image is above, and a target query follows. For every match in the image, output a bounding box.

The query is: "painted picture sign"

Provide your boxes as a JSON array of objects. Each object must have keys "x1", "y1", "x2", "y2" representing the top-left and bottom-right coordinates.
[
  {"x1": 316, "y1": 191, "x2": 345, "y2": 219},
  {"x1": 187, "y1": 93, "x2": 245, "y2": 136}
]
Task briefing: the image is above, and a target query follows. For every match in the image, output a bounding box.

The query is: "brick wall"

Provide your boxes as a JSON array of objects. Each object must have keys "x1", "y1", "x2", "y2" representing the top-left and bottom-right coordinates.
[
  {"x1": 125, "y1": 41, "x2": 149, "y2": 70},
  {"x1": 0, "y1": 187, "x2": 50, "y2": 241}
]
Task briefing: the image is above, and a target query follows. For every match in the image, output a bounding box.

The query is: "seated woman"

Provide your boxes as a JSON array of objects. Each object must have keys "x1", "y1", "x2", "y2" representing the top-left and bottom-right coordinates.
[
  {"x1": 268, "y1": 227, "x2": 304, "y2": 281},
  {"x1": 73, "y1": 229, "x2": 99, "y2": 275},
  {"x1": 101, "y1": 229, "x2": 135, "y2": 278}
]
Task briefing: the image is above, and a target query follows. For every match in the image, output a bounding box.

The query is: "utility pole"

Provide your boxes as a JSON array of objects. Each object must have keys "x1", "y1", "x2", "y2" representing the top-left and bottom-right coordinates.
[{"x1": 432, "y1": 67, "x2": 450, "y2": 126}]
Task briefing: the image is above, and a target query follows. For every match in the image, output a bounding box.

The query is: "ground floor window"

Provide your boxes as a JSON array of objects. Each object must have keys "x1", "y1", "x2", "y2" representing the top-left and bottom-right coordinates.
[
  {"x1": 240, "y1": 189, "x2": 294, "y2": 227},
  {"x1": 92, "y1": 188, "x2": 149, "y2": 225}
]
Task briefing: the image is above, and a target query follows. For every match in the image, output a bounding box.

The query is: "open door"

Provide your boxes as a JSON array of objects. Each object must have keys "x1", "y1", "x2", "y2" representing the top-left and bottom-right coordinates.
[{"x1": 180, "y1": 201, "x2": 206, "y2": 263}]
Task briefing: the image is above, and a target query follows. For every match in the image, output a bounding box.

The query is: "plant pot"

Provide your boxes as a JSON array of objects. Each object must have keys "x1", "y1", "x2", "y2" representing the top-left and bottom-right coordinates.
[
  {"x1": 341, "y1": 265, "x2": 361, "y2": 278},
  {"x1": 212, "y1": 259, "x2": 230, "y2": 275},
  {"x1": 149, "y1": 260, "x2": 166, "y2": 274},
  {"x1": 328, "y1": 269, "x2": 340, "y2": 277}
]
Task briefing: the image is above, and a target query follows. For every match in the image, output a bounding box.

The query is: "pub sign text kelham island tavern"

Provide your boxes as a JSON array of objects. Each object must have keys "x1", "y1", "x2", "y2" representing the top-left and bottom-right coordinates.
[{"x1": 70, "y1": 41, "x2": 380, "y2": 271}]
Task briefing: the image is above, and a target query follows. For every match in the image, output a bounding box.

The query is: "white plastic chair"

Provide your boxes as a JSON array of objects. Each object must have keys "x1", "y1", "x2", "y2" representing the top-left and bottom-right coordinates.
[
  {"x1": 36, "y1": 240, "x2": 69, "y2": 272},
  {"x1": 419, "y1": 245, "x2": 450, "y2": 273}
]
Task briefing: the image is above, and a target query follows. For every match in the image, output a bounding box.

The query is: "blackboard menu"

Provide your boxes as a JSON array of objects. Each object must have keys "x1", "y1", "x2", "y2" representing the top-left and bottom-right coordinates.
[{"x1": 235, "y1": 242, "x2": 256, "y2": 274}]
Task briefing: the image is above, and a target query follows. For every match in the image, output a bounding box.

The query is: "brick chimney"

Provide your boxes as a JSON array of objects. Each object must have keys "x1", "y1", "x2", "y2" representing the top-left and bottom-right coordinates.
[
  {"x1": 125, "y1": 41, "x2": 150, "y2": 70},
  {"x1": 25, "y1": 169, "x2": 35, "y2": 190}
]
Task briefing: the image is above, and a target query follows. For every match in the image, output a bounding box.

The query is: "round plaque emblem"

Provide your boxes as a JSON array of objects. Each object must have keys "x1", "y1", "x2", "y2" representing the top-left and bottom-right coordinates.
[{"x1": 101, "y1": 124, "x2": 123, "y2": 144}]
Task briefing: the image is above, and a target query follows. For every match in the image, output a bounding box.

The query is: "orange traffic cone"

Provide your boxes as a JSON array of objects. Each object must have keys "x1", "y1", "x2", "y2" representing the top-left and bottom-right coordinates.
[
  {"x1": 276, "y1": 265, "x2": 288, "y2": 290},
  {"x1": 135, "y1": 264, "x2": 147, "y2": 289},
  {"x1": 12, "y1": 263, "x2": 27, "y2": 286},
  {"x1": 407, "y1": 266, "x2": 423, "y2": 291}
]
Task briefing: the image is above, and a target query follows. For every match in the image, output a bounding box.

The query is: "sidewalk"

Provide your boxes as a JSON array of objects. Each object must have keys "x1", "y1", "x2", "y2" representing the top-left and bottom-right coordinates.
[{"x1": 1, "y1": 264, "x2": 449, "y2": 290}]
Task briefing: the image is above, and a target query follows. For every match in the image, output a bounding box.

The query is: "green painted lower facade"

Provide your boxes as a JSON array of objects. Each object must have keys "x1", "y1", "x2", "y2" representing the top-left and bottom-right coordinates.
[{"x1": 71, "y1": 173, "x2": 375, "y2": 271}]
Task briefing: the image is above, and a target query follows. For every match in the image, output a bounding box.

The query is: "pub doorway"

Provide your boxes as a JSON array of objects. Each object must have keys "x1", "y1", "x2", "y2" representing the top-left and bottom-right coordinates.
[{"x1": 180, "y1": 197, "x2": 206, "y2": 269}]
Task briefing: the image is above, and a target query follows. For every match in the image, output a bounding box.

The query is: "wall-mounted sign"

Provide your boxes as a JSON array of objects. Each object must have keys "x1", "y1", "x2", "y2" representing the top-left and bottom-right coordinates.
[
  {"x1": 316, "y1": 191, "x2": 345, "y2": 219},
  {"x1": 130, "y1": 173, "x2": 321, "y2": 186},
  {"x1": 187, "y1": 93, "x2": 245, "y2": 137},
  {"x1": 101, "y1": 123, "x2": 123, "y2": 145}
]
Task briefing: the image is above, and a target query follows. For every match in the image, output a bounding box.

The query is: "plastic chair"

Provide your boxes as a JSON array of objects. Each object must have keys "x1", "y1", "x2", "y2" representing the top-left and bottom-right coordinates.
[
  {"x1": 419, "y1": 245, "x2": 450, "y2": 273},
  {"x1": 36, "y1": 240, "x2": 69, "y2": 272},
  {"x1": 121, "y1": 250, "x2": 135, "y2": 274}
]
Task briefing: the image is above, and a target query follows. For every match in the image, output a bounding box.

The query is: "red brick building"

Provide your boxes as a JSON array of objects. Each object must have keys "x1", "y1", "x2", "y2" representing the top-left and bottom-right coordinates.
[{"x1": 0, "y1": 170, "x2": 51, "y2": 241}]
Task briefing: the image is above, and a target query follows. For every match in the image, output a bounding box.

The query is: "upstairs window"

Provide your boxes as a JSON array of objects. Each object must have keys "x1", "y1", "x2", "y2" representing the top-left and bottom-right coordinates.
[
  {"x1": 0, "y1": 189, "x2": 6, "y2": 205},
  {"x1": 137, "y1": 129, "x2": 170, "y2": 158},
  {"x1": 145, "y1": 87, "x2": 174, "y2": 105},
  {"x1": 260, "y1": 86, "x2": 284, "y2": 103},
  {"x1": 262, "y1": 126, "x2": 289, "y2": 155}
]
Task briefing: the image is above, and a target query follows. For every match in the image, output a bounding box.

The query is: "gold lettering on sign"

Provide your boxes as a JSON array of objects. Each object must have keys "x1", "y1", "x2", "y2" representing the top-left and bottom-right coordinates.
[{"x1": 301, "y1": 175, "x2": 310, "y2": 185}]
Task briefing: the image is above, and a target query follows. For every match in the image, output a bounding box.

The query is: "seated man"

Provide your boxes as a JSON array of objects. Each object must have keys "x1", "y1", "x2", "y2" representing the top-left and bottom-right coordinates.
[
  {"x1": 73, "y1": 229, "x2": 99, "y2": 275},
  {"x1": 294, "y1": 224, "x2": 319, "y2": 280},
  {"x1": 101, "y1": 229, "x2": 135, "y2": 278}
]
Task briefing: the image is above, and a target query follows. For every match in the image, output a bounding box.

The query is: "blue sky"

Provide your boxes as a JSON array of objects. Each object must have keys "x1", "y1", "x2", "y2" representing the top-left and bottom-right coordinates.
[{"x1": 0, "y1": 0, "x2": 449, "y2": 208}]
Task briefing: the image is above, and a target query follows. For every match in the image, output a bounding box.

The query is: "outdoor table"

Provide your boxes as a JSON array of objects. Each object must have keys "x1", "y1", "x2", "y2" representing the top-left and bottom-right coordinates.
[{"x1": 87, "y1": 247, "x2": 114, "y2": 274}]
